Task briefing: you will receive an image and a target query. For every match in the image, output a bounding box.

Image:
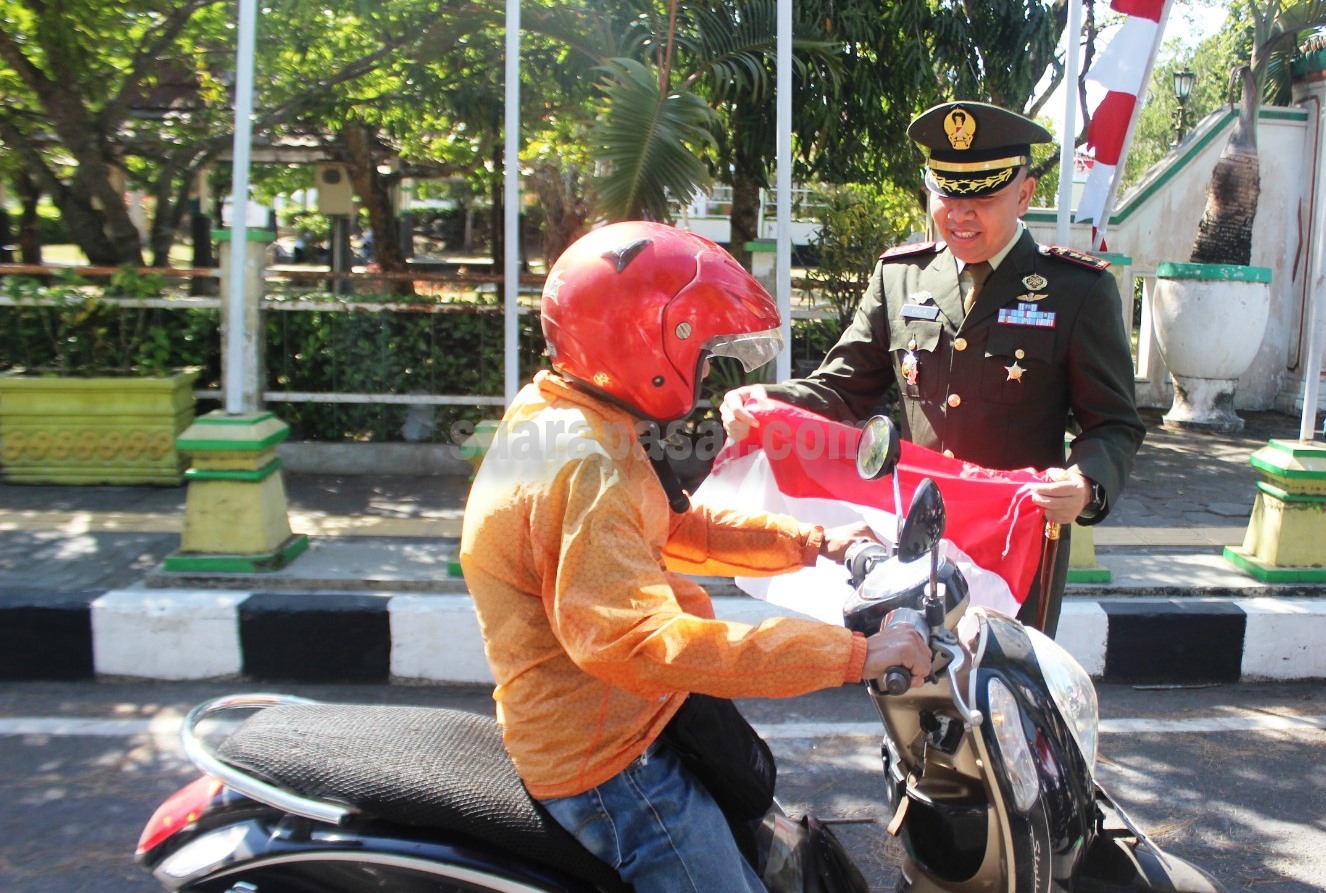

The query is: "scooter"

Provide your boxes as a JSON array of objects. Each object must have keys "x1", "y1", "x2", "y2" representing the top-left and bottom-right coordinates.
[
  {"x1": 840, "y1": 414, "x2": 1226, "y2": 893},
  {"x1": 136, "y1": 415, "x2": 1228, "y2": 892}
]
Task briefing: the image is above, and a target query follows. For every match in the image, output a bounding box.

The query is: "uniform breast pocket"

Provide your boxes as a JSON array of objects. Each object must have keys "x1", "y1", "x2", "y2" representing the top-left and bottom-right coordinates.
[
  {"x1": 890, "y1": 320, "x2": 942, "y2": 400},
  {"x1": 980, "y1": 326, "x2": 1057, "y2": 405}
]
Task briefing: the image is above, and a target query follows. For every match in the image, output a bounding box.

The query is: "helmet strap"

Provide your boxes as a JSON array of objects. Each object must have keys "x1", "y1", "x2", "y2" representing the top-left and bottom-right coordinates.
[
  {"x1": 649, "y1": 455, "x2": 691, "y2": 514},
  {"x1": 558, "y1": 374, "x2": 692, "y2": 513},
  {"x1": 637, "y1": 423, "x2": 692, "y2": 514}
]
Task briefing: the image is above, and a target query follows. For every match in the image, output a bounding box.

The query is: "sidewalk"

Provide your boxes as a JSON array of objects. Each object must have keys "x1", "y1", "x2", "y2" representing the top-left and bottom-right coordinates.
[{"x1": 2, "y1": 408, "x2": 1324, "y2": 685}]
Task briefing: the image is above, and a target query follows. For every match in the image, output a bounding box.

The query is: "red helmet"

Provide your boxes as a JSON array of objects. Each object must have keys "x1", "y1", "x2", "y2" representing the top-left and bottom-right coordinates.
[{"x1": 541, "y1": 221, "x2": 783, "y2": 422}]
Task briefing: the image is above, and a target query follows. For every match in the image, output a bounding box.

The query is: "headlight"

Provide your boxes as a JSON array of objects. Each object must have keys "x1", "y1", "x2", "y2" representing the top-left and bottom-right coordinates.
[
  {"x1": 1027, "y1": 626, "x2": 1100, "y2": 773},
  {"x1": 986, "y1": 677, "x2": 1039, "y2": 813}
]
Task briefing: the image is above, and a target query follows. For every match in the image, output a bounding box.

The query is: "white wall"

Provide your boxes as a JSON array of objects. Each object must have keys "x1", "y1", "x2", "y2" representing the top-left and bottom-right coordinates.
[{"x1": 1027, "y1": 104, "x2": 1315, "y2": 413}]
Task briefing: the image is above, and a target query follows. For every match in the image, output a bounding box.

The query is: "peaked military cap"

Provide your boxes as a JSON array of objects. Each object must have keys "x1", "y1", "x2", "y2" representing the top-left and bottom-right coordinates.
[{"x1": 908, "y1": 101, "x2": 1052, "y2": 198}]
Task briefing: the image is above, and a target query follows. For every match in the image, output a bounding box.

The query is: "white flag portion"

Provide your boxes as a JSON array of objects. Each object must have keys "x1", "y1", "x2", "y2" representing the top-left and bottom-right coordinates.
[
  {"x1": 692, "y1": 404, "x2": 1050, "y2": 626},
  {"x1": 1074, "y1": 0, "x2": 1173, "y2": 233}
]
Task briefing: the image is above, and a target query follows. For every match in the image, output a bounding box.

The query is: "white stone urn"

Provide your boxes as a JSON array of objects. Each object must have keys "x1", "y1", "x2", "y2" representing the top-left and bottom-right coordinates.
[{"x1": 1152, "y1": 262, "x2": 1272, "y2": 433}]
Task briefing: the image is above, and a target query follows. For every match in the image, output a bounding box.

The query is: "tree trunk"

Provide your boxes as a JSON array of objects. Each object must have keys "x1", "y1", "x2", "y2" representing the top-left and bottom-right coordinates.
[
  {"x1": 14, "y1": 168, "x2": 43, "y2": 266},
  {"x1": 729, "y1": 166, "x2": 761, "y2": 272},
  {"x1": 54, "y1": 172, "x2": 145, "y2": 267},
  {"x1": 1189, "y1": 67, "x2": 1259, "y2": 267},
  {"x1": 342, "y1": 120, "x2": 413, "y2": 296},
  {"x1": 0, "y1": 205, "x2": 11, "y2": 264},
  {"x1": 528, "y1": 159, "x2": 589, "y2": 266}
]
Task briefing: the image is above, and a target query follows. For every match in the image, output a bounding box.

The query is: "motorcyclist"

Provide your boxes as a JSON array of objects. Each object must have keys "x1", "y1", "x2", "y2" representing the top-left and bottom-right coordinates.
[{"x1": 459, "y1": 221, "x2": 932, "y2": 893}]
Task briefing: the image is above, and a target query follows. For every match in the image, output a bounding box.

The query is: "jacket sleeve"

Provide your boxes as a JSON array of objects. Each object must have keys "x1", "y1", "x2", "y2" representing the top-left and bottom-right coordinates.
[
  {"x1": 535, "y1": 454, "x2": 865, "y2": 700},
  {"x1": 1063, "y1": 271, "x2": 1146, "y2": 524},
  {"x1": 661, "y1": 502, "x2": 823, "y2": 577},
  {"x1": 763, "y1": 261, "x2": 897, "y2": 423}
]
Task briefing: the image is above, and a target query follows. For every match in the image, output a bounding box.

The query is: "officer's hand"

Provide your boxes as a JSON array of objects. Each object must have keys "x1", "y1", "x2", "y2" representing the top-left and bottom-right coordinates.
[
  {"x1": 861, "y1": 624, "x2": 931, "y2": 685},
  {"x1": 1026, "y1": 467, "x2": 1092, "y2": 524},
  {"x1": 718, "y1": 384, "x2": 769, "y2": 443},
  {"x1": 819, "y1": 523, "x2": 881, "y2": 563}
]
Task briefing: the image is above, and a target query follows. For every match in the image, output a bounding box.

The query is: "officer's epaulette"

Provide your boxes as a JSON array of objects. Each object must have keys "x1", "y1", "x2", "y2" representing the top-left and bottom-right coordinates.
[
  {"x1": 1041, "y1": 245, "x2": 1111, "y2": 271},
  {"x1": 879, "y1": 240, "x2": 940, "y2": 261}
]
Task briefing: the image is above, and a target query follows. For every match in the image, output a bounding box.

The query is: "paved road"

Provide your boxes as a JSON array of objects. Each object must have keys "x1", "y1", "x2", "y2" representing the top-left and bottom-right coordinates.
[{"x1": 1, "y1": 681, "x2": 1323, "y2": 892}]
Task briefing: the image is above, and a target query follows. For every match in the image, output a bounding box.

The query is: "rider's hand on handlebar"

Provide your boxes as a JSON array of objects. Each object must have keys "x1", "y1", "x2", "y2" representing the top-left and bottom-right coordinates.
[
  {"x1": 861, "y1": 624, "x2": 932, "y2": 686},
  {"x1": 718, "y1": 385, "x2": 769, "y2": 444},
  {"x1": 819, "y1": 523, "x2": 882, "y2": 563}
]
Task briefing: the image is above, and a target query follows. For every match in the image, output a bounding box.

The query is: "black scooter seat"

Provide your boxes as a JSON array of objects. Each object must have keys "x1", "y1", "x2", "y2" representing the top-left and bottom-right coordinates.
[{"x1": 217, "y1": 703, "x2": 631, "y2": 892}]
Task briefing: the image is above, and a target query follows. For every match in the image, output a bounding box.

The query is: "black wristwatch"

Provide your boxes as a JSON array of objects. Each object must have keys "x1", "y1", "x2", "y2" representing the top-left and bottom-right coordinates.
[{"x1": 1080, "y1": 478, "x2": 1107, "y2": 520}]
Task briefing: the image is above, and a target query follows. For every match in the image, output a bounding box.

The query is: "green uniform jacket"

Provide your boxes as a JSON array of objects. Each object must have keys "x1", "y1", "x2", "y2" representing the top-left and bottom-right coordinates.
[{"x1": 766, "y1": 229, "x2": 1145, "y2": 525}]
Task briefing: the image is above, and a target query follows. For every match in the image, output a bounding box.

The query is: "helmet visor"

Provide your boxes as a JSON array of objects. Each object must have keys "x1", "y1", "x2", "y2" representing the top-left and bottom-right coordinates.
[{"x1": 702, "y1": 328, "x2": 784, "y2": 372}]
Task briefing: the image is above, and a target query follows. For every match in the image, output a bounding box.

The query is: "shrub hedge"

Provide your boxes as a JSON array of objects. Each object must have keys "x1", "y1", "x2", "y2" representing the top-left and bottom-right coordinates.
[{"x1": 2, "y1": 281, "x2": 846, "y2": 443}]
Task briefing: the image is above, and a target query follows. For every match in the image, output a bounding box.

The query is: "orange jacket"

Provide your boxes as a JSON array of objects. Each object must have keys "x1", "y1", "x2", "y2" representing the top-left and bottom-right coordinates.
[{"x1": 459, "y1": 371, "x2": 866, "y2": 800}]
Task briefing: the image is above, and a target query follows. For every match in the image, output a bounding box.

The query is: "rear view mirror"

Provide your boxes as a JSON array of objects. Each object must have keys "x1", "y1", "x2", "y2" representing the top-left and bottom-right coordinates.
[
  {"x1": 897, "y1": 478, "x2": 945, "y2": 562},
  {"x1": 856, "y1": 415, "x2": 901, "y2": 481}
]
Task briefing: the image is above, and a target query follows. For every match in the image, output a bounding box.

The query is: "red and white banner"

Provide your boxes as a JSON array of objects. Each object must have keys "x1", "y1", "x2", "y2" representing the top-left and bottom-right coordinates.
[
  {"x1": 1075, "y1": 0, "x2": 1173, "y2": 237},
  {"x1": 692, "y1": 404, "x2": 1050, "y2": 625}
]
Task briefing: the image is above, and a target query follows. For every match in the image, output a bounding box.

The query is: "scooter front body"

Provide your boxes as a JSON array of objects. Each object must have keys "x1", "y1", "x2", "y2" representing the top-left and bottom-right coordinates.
[
  {"x1": 870, "y1": 611, "x2": 1225, "y2": 893},
  {"x1": 867, "y1": 611, "x2": 1085, "y2": 892}
]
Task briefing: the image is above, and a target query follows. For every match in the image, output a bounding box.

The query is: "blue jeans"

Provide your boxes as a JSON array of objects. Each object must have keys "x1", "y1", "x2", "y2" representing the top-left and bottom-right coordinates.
[{"x1": 540, "y1": 741, "x2": 766, "y2": 893}]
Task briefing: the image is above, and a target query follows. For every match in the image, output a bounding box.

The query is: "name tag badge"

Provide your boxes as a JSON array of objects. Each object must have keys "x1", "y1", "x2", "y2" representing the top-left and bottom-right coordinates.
[{"x1": 901, "y1": 304, "x2": 940, "y2": 320}]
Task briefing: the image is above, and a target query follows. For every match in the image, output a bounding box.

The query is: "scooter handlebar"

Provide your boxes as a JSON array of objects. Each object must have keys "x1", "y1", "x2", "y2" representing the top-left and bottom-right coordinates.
[{"x1": 882, "y1": 667, "x2": 912, "y2": 695}]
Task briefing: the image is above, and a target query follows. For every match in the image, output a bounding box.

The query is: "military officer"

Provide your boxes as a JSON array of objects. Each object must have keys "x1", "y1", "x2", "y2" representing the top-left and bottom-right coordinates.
[{"x1": 721, "y1": 100, "x2": 1145, "y2": 637}]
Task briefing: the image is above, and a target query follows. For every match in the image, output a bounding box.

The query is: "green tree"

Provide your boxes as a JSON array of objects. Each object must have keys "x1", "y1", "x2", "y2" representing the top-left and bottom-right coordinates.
[{"x1": 0, "y1": 0, "x2": 447, "y2": 267}]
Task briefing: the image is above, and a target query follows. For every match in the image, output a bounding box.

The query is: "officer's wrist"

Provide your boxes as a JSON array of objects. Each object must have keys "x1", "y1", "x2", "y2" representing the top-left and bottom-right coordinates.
[{"x1": 1078, "y1": 477, "x2": 1106, "y2": 521}]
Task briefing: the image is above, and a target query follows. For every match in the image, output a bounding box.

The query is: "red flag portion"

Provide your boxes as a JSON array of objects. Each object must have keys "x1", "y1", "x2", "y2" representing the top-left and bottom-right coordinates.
[
  {"x1": 1085, "y1": 91, "x2": 1138, "y2": 166},
  {"x1": 1111, "y1": 0, "x2": 1165, "y2": 20},
  {"x1": 1075, "y1": 0, "x2": 1173, "y2": 234},
  {"x1": 696, "y1": 404, "x2": 1049, "y2": 623}
]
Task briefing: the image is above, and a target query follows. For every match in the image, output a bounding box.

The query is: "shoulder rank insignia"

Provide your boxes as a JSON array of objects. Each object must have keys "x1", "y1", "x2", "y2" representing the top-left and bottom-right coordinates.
[
  {"x1": 880, "y1": 241, "x2": 939, "y2": 261},
  {"x1": 1044, "y1": 245, "x2": 1111, "y2": 271}
]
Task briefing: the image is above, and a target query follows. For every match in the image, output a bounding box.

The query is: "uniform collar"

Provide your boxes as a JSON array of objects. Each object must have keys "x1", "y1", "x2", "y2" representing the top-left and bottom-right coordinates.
[{"x1": 957, "y1": 221, "x2": 1024, "y2": 274}]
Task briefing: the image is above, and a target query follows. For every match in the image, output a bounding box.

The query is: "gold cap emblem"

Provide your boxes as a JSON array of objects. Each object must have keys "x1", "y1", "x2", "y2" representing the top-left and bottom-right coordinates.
[{"x1": 944, "y1": 108, "x2": 976, "y2": 150}]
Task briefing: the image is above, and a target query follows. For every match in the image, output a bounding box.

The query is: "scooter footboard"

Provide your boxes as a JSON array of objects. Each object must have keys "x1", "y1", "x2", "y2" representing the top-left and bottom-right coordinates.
[{"x1": 1078, "y1": 791, "x2": 1228, "y2": 893}]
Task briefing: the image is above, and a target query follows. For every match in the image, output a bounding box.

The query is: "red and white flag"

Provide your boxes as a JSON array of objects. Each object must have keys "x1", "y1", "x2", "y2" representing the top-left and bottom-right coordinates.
[
  {"x1": 1074, "y1": 0, "x2": 1173, "y2": 239},
  {"x1": 692, "y1": 404, "x2": 1050, "y2": 624}
]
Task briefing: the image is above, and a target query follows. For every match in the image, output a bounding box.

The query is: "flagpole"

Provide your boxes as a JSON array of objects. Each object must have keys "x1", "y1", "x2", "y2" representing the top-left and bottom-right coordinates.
[
  {"x1": 224, "y1": 0, "x2": 258, "y2": 415},
  {"x1": 1090, "y1": 0, "x2": 1175, "y2": 252},
  {"x1": 1056, "y1": 0, "x2": 1083, "y2": 247},
  {"x1": 503, "y1": 0, "x2": 521, "y2": 407},
  {"x1": 775, "y1": 0, "x2": 792, "y2": 382}
]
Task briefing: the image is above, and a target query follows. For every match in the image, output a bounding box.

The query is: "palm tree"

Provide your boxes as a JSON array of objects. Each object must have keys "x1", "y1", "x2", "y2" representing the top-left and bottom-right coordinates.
[
  {"x1": 1189, "y1": 0, "x2": 1326, "y2": 265},
  {"x1": 590, "y1": 0, "x2": 838, "y2": 225}
]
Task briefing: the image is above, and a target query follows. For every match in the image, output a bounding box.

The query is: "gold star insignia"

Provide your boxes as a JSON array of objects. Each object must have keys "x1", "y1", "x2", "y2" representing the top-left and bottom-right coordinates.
[{"x1": 1005, "y1": 361, "x2": 1025, "y2": 382}]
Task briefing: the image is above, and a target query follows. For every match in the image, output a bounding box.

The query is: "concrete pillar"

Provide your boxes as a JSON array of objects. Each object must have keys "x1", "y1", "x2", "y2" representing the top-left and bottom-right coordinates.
[
  {"x1": 165, "y1": 411, "x2": 308, "y2": 573},
  {"x1": 745, "y1": 240, "x2": 776, "y2": 293},
  {"x1": 1224, "y1": 440, "x2": 1326, "y2": 583},
  {"x1": 1065, "y1": 434, "x2": 1110, "y2": 583},
  {"x1": 166, "y1": 233, "x2": 306, "y2": 573}
]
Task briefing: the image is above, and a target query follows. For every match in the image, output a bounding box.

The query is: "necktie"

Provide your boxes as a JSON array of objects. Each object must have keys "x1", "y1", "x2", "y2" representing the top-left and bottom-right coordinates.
[{"x1": 962, "y1": 261, "x2": 993, "y2": 313}]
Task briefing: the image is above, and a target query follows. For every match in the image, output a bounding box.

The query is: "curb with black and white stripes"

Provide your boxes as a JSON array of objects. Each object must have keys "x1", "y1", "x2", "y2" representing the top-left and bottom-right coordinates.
[{"x1": 3, "y1": 589, "x2": 1326, "y2": 685}]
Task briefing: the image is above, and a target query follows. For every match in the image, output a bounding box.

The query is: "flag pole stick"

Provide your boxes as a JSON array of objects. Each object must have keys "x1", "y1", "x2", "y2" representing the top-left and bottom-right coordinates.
[
  {"x1": 1034, "y1": 521, "x2": 1062, "y2": 632},
  {"x1": 1057, "y1": 0, "x2": 1083, "y2": 247}
]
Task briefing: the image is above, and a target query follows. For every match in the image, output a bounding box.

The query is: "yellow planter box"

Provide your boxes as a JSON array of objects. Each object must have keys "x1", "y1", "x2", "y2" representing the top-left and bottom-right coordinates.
[{"x1": 0, "y1": 369, "x2": 199, "y2": 485}]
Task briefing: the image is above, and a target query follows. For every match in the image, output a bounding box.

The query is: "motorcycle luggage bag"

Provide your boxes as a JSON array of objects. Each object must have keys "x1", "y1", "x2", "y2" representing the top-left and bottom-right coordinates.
[{"x1": 217, "y1": 703, "x2": 631, "y2": 893}]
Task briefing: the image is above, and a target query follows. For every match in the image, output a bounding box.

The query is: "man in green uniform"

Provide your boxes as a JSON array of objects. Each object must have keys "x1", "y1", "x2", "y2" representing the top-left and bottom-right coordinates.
[{"x1": 721, "y1": 101, "x2": 1145, "y2": 637}]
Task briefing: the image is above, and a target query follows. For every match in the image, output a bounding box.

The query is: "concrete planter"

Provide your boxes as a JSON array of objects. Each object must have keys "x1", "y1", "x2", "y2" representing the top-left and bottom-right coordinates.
[
  {"x1": 0, "y1": 369, "x2": 198, "y2": 484},
  {"x1": 1152, "y1": 262, "x2": 1272, "y2": 433}
]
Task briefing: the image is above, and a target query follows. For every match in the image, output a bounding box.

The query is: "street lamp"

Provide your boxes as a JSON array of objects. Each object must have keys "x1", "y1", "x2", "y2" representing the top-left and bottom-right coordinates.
[{"x1": 1172, "y1": 68, "x2": 1196, "y2": 146}]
